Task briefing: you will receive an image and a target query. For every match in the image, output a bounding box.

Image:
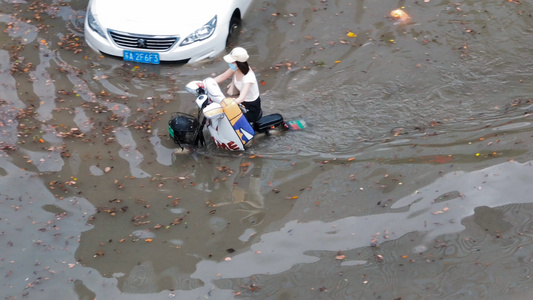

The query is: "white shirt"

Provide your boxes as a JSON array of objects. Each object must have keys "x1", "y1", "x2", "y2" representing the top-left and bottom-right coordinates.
[{"x1": 233, "y1": 68, "x2": 260, "y2": 102}]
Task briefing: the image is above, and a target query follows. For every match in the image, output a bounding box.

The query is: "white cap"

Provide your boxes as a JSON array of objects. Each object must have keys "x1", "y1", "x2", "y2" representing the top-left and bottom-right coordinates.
[{"x1": 223, "y1": 47, "x2": 249, "y2": 63}]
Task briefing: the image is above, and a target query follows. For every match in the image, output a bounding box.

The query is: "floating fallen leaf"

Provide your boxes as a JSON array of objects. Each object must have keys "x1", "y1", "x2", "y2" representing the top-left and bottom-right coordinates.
[
  {"x1": 145, "y1": 238, "x2": 153, "y2": 242},
  {"x1": 347, "y1": 32, "x2": 357, "y2": 38},
  {"x1": 336, "y1": 255, "x2": 346, "y2": 260}
]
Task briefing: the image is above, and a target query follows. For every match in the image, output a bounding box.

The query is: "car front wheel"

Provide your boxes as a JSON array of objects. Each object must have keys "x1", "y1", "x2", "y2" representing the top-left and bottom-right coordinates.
[{"x1": 226, "y1": 13, "x2": 241, "y2": 47}]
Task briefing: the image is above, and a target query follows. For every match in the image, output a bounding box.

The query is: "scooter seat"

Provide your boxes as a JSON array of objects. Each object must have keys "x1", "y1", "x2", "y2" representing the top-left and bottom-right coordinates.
[{"x1": 253, "y1": 113, "x2": 284, "y2": 133}]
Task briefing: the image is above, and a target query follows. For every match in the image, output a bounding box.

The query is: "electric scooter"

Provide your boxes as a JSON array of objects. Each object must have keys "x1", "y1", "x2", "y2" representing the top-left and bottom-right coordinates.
[{"x1": 169, "y1": 77, "x2": 301, "y2": 151}]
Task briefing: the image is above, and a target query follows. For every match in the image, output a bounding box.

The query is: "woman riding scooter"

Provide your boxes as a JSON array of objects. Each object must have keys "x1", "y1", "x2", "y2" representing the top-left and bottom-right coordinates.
[
  {"x1": 169, "y1": 48, "x2": 289, "y2": 151},
  {"x1": 214, "y1": 47, "x2": 263, "y2": 123}
]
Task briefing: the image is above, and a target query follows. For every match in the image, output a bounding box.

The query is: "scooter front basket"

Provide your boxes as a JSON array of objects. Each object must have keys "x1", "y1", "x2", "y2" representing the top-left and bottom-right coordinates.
[{"x1": 168, "y1": 112, "x2": 203, "y2": 148}]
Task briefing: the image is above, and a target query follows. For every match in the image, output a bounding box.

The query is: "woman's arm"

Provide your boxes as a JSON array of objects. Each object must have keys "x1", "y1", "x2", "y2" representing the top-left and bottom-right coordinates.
[
  {"x1": 234, "y1": 82, "x2": 252, "y2": 104},
  {"x1": 214, "y1": 68, "x2": 234, "y2": 84}
]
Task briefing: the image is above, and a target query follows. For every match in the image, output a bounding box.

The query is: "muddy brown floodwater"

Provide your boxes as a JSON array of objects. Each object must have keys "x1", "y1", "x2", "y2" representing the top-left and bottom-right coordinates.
[{"x1": 2, "y1": 0, "x2": 533, "y2": 299}]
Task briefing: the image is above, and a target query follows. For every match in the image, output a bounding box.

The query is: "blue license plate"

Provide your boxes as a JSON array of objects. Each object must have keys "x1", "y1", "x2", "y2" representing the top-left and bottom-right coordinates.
[{"x1": 123, "y1": 50, "x2": 160, "y2": 64}]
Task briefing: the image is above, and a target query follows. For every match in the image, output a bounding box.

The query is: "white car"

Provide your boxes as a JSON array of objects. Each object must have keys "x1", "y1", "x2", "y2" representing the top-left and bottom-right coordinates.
[{"x1": 84, "y1": 0, "x2": 253, "y2": 64}]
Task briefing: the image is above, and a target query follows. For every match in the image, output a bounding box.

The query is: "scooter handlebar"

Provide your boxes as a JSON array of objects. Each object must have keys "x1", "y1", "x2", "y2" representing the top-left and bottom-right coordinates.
[{"x1": 185, "y1": 80, "x2": 204, "y2": 95}]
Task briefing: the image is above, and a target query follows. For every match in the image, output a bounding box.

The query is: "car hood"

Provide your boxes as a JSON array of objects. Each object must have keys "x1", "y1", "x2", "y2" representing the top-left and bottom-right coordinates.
[{"x1": 90, "y1": 0, "x2": 224, "y2": 36}]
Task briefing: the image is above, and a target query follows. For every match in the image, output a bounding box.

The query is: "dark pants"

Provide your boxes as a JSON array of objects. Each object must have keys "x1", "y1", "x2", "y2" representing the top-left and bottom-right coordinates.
[{"x1": 242, "y1": 96, "x2": 262, "y2": 123}]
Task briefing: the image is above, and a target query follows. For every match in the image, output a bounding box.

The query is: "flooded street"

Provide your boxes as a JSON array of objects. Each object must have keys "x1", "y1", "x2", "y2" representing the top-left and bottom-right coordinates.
[{"x1": 2, "y1": 0, "x2": 533, "y2": 299}]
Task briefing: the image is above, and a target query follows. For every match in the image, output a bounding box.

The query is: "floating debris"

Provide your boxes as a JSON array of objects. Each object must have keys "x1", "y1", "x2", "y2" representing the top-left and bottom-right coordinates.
[{"x1": 390, "y1": 9, "x2": 410, "y2": 22}]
